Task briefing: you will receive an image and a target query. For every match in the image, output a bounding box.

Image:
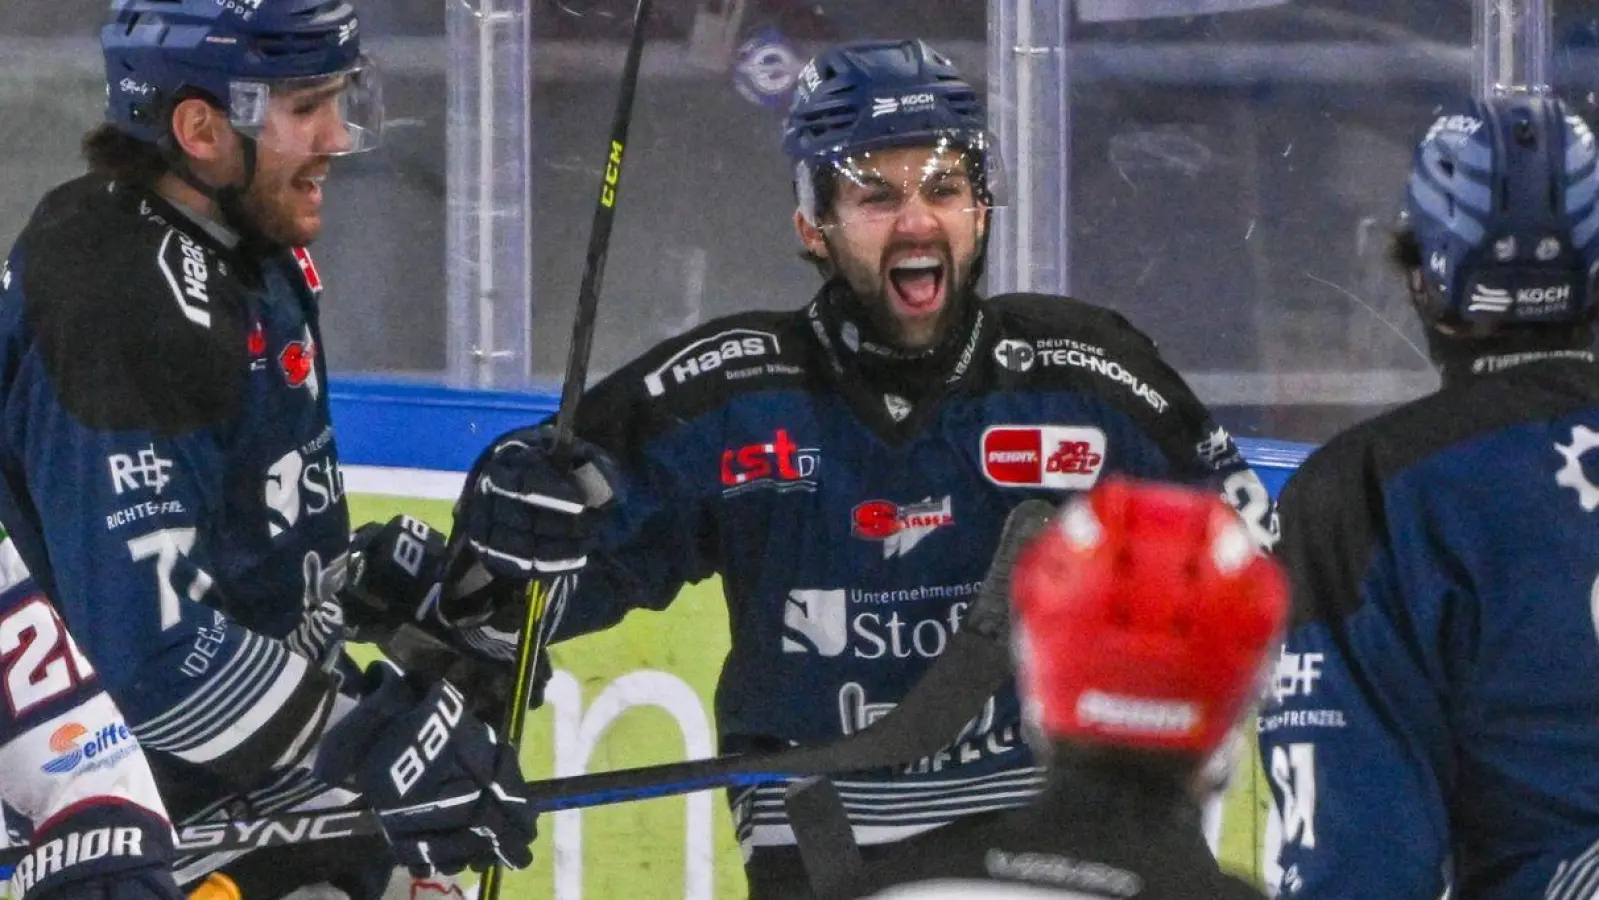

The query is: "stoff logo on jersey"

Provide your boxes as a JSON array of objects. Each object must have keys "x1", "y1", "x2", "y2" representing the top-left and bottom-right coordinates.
[
  {"x1": 264, "y1": 428, "x2": 345, "y2": 538},
  {"x1": 981, "y1": 426, "x2": 1107, "y2": 489}
]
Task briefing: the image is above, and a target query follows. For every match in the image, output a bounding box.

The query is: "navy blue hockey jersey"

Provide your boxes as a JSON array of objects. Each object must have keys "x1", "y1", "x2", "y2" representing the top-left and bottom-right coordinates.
[
  {"x1": 1260, "y1": 357, "x2": 1599, "y2": 900},
  {"x1": 0, "y1": 177, "x2": 350, "y2": 799},
  {"x1": 556, "y1": 288, "x2": 1278, "y2": 850}
]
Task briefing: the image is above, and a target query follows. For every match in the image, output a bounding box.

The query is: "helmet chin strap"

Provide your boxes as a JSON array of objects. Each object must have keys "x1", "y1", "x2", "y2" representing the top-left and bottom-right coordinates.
[{"x1": 163, "y1": 132, "x2": 277, "y2": 253}]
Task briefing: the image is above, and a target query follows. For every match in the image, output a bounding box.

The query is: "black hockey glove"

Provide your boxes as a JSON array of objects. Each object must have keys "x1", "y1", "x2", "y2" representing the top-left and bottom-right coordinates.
[
  {"x1": 341, "y1": 515, "x2": 449, "y2": 644},
  {"x1": 314, "y1": 662, "x2": 537, "y2": 877},
  {"x1": 9, "y1": 804, "x2": 182, "y2": 900},
  {"x1": 340, "y1": 515, "x2": 546, "y2": 721},
  {"x1": 452, "y1": 424, "x2": 622, "y2": 579}
]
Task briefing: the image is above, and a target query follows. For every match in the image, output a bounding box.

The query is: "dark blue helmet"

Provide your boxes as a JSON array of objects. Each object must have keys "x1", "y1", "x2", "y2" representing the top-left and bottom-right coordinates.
[
  {"x1": 781, "y1": 39, "x2": 993, "y2": 223},
  {"x1": 102, "y1": 0, "x2": 367, "y2": 147},
  {"x1": 1404, "y1": 96, "x2": 1599, "y2": 325}
]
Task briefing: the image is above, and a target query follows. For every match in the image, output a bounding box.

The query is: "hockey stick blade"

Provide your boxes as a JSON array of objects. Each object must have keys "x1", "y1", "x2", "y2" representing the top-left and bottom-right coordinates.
[
  {"x1": 786, "y1": 777, "x2": 863, "y2": 900},
  {"x1": 0, "y1": 501, "x2": 1056, "y2": 867}
]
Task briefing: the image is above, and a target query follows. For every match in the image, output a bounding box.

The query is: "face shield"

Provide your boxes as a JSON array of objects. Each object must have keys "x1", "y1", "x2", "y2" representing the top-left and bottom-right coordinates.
[
  {"x1": 228, "y1": 55, "x2": 384, "y2": 157},
  {"x1": 797, "y1": 131, "x2": 1007, "y2": 230}
]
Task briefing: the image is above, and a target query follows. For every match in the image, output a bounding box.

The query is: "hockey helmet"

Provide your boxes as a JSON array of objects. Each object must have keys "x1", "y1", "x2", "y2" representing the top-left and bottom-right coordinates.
[
  {"x1": 1010, "y1": 478, "x2": 1288, "y2": 756},
  {"x1": 1404, "y1": 96, "x2": 1599, "y2": 325},
  {"x1": 781, "y1": 39, "x2": 999, "y2": 226},
  {"x1": 101, "y1": 0, "x2": 381, "y2": 156}
]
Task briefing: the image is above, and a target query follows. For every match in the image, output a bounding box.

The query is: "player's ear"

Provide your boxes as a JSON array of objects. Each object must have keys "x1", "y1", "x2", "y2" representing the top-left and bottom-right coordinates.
[
  {"x1": 794, "y1": 208, "x2": 829, "y2": 260},
  {"x1": 169, "y1": 98, "x2": 235, "y2": 166}
]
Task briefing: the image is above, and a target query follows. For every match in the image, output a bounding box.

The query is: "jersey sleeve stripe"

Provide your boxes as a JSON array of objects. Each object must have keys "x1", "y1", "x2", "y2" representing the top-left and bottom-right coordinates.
[
  {"x1": 172, "y1": 652, "x2": 310, "y2": 765},
  {"x1": 135, "y1": 632, "x2": 282, "y2": 746}
]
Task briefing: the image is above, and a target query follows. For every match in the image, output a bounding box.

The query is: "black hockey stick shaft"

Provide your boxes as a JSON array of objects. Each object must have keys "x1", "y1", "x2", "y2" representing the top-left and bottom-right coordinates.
[
  {"x1": 479, "y1": 4, "x2": 652, "y2": 898},
  {"x1": 786, "y1": 777, "x2": 864, "y2": 900},
  {"x1": 548, "y1": 0, "x2": 650, "y2": 457},
  {"x1": 0, "y1": 656, "x2": 1003, "y2": 870}
]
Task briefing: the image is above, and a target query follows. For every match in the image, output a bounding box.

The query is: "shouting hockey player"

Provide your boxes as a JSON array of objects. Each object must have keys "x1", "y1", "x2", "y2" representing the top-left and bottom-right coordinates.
[
  {"x1": 1259, "y1": 95, "x2": 1599, "y2": 898},
  {"x1": 407, "y1": 39, "x2": 1280, "y2": 898},
  {"x1": 0, "y1": 2, "x2": 537, "y2": 897},
  {"x1": 0, "y1": 533, "x2": 182, "y2": 900},
  {"x1": 837, "y1": 478, "x2": 1285, "y2": 899}
]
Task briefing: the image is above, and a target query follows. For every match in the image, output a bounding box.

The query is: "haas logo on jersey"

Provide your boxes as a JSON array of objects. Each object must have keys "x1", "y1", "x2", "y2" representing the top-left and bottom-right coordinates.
[
  {"x1": 157, "y1": 230, "x2": 213, "y2": 328},
  {"x1": 644, "y1": 329, "x2": 781, "y2": 396}
]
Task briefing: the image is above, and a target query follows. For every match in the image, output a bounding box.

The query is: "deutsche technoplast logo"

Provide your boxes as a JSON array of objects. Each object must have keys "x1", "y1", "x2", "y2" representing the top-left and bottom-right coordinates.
[{"x1": 40, "y1": 721, "x2": 137, "y2": 776}]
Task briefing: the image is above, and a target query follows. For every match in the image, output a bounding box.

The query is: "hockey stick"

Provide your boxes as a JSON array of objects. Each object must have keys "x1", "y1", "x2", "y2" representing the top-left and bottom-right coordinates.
[
  {"x1": 0, "y1": 501, "x2": 1053, "y2": 870},
  {"x1": 476, "y1": 2, "x2": 652, "y2": 897},
  {"x1": 785, "y1": 777, "x2": 864, "y2": 900}
]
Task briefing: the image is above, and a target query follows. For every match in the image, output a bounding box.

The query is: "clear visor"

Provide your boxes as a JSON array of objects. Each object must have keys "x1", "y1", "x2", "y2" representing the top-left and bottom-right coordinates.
[
  {"x1": 229, "y1": 56, "x2": 384, "y2": 157},
  {"x1": 798, "y1": 132, "x2": 1007, "y2": 229}
]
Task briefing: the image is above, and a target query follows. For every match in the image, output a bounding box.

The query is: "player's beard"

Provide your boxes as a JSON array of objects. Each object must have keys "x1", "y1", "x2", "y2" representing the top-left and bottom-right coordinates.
[
  {"x1": 826, "y1": 233, "x2": 979, "y2": 353},
  {"x1": 237, "y1": 159, "x2": 327, "y2": 249}
]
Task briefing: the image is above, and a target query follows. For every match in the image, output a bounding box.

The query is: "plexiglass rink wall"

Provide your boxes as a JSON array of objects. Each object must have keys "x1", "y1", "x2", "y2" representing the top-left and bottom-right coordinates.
[{"x1": 3, "y1": 1, "x2": 1599, "y2": 445}]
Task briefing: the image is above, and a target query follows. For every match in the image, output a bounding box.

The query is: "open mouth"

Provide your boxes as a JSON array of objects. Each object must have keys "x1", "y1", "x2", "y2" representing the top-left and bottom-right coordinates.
[
  {"x1": 886, "y1": 256, "x2": 946, "y2": 316},
  {"x1": 293, "y1": 173, "x2": 328, "y2": 205}
]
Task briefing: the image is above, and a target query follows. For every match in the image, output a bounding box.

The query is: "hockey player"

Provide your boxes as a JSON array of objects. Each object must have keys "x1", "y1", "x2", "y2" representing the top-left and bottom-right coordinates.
[
  {"x1": 0, "y1": 533, "x2": 183, "y2": 900},
  {"x1": 0, "y1": 2, "x2": 537, "y2": 897},
  {"x1": 419, "y1": 39, "x2": 1282, "y2": 898},
  {"x1": 1258, "y1": 94, "x2": 1599, "y2": 899},
  {"x1": 832, "y1": 478, "x2": 1285, "y2": 899}
]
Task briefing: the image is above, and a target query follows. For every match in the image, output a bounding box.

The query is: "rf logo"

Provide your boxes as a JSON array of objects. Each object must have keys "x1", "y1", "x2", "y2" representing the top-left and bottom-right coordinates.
[{"x1": 108, "y1": 445, "x2": 174, "y2": 496}]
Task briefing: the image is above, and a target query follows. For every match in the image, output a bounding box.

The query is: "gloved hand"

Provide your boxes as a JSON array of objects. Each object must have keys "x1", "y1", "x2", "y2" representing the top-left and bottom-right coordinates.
[
  {"x1": 338, "y1": 514, "x2": 546, "y2": 721},
  {"x1": 313, "y1": 662, "x2": 537, "y2": 877},
  {"x1": 452, "y1": 424, "x2": 622, "y2": 579},
  {"x1": 341, "y1": 515, "x2": 449, "y2": 644},
  {"x1": 10, "y1": 803, "x2": 182, "y2": 900}
]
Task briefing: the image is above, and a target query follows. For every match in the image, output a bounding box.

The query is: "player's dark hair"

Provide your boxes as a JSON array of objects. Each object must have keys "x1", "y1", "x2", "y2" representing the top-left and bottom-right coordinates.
[
  {"x1": 1388, "y1": 225, "x2": 1423, "y2": 272},
  {"x1": 81, "y1": 124, "x2": 168, "y2": 188},
  {"x1": 794, "y1": 169, "x2": 839, "y2": 277}
]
